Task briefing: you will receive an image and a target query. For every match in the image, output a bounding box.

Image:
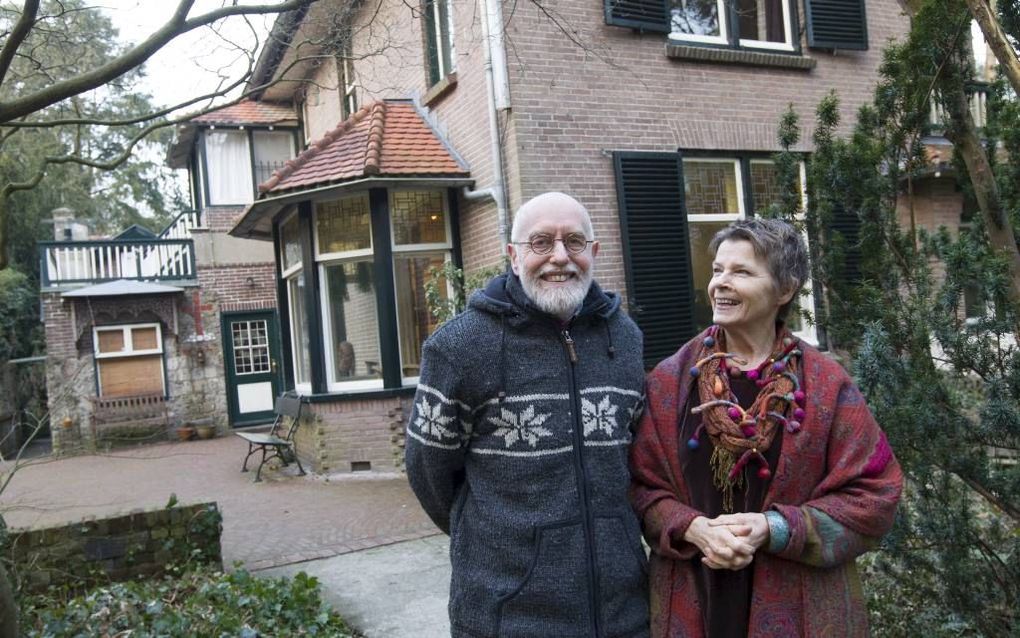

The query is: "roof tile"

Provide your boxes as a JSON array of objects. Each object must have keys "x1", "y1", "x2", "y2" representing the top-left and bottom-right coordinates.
[
  {"x1": 259, "y1": 99, "x2": 468, "y2": 195},
  {"x1": 191, "y1": 99, "x2": 297, "y2": 126}
]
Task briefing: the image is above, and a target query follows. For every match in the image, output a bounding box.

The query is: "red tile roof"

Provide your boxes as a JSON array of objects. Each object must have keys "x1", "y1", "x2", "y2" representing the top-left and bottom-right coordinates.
[
  {"x1": 190, "y1": 99, "x2": 297, "y2": 126},
  {"x1": 259, "y1": 100, "x2": 468, "y2": 194}
]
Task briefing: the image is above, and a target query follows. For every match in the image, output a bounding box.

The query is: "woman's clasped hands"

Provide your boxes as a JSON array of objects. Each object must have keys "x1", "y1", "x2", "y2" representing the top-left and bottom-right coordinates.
[{"x1": 682, "y1": 513, "x2": 770, "y2": 570}]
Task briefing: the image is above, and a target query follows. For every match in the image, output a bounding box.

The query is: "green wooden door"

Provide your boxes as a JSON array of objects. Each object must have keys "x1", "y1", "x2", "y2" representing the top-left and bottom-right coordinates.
[{"x1": 222, "y1": 311, "x2": 282, "y2": 427}]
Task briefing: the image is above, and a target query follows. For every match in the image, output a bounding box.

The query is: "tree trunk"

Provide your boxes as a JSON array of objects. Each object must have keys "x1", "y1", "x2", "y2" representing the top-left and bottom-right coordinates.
[
  {"x1": 965, "y1": 0, "x2": 1020, "y2": 97},
  {"x1": 0, "y1": 562, "x2": 15, "y2": 638},
  {"x1": 0, "y1": 194, "x2": 8, "y2": 271},
  {"x1": 943, "y1": 89, "x2": 1020, "y2": 305}
]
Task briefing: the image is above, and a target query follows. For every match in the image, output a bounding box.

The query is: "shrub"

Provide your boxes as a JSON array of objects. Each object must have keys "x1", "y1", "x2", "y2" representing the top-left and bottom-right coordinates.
[{"x1": 19, "y1": 565, "x2": 360, "y2": 637}]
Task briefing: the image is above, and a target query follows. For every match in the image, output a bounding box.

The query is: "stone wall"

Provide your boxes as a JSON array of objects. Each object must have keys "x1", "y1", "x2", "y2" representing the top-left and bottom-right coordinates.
[{"x1": 4, "y1": 502, "x2": 222, "y2": 593}]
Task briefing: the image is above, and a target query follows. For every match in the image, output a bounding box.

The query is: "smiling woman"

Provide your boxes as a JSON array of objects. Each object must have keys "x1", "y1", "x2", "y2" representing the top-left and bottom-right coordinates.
[{"x1": 630, "y1": 218, "x2": 903, "y2": 637}]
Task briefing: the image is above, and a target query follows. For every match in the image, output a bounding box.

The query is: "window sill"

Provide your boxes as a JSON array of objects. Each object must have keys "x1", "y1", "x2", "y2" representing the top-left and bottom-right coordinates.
[
  {"x1": 423, "y1": 72, "x2": 458, "y2": 107},
  {"x1": 665, "y1": 44, "x2": 816, "y2": 70},
  {"x1": 302, "y1": 385, "x2": 416, "y2": 404}
]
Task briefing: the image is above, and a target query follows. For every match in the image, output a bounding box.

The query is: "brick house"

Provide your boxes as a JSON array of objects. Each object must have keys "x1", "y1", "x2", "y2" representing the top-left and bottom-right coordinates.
[
  {"x1": 40, "y1": 101, "x2": 300, "y2": 454},
  {"x1": 211, "y1": 0, "x2": 925, "y2": 474}
]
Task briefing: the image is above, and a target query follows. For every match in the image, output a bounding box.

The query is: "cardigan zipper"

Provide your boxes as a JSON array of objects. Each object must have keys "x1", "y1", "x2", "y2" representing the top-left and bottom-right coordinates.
[{"x1": 562, "y1": 327, "x2": 601, "y2": 637}]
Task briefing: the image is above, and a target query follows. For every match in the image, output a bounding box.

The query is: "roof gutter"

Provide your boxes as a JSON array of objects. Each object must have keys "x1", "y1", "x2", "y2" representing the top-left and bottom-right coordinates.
[
  {"x1": 473, "y1": 0, "x2": 511, "y2": 244},
  {"x1": 231, "y1": 176, "x2": 475, "y2": 239}
]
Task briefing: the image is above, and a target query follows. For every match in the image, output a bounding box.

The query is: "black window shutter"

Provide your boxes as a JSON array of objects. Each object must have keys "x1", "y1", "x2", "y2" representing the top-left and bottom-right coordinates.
[
  {"x1": 828, "y1": 203, "x2": 862, "y2": 285},
  {"x1": 805, "y1": 0, "x2": 868, "y2": 51},
  {"x1": 614, "y1": 152, "x2": 697, "y2": 369},
  {"x1": 604, "y1": 0, "x2": 671, "y2": 33}
]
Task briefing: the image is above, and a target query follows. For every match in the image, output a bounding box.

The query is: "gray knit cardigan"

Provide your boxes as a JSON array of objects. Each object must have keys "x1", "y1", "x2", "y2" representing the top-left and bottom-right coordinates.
[{"x1": 405, "y1": 273, "x2": 650, "y2": 638}]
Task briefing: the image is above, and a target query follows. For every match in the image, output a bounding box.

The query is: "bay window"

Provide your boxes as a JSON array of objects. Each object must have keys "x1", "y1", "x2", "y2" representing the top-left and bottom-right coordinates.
[{"x1": 283, "y1": 189, "x2": 453, "y2": 394}]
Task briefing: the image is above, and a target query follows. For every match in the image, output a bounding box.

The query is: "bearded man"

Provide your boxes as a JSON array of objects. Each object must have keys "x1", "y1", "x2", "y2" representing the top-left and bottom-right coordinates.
[{"x1": 405, "y1": 192, "x2": 650, "y2": 637}]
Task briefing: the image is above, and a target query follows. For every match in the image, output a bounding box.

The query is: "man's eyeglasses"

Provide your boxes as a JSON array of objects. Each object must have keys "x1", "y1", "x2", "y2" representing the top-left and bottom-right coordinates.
[{"x1": 514, "y1": 233, "x2": 594, "y2": 255}]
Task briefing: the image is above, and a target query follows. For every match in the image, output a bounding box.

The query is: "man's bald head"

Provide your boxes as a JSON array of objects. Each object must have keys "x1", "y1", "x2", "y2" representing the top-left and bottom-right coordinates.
[{"x1": 510, "y1": 192, "x2": 595, "y2": 242}]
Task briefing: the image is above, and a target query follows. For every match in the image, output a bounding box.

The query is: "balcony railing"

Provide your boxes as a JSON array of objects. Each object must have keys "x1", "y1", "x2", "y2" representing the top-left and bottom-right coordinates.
[
  {"x1": 159, "y1": 210, "x2": 201, "y2": 240},
  {"x1": 929, "y1": 82, "x2": 990, "y2": 131},
  {"x1": 39, "y1": 238, "x2": 196, "y2": 287}
]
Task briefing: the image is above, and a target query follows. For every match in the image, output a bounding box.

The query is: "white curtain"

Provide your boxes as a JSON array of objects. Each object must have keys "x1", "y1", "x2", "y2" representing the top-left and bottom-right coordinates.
[{"x1": 205, "y1": 130, "x2": 253, "y2": 205}]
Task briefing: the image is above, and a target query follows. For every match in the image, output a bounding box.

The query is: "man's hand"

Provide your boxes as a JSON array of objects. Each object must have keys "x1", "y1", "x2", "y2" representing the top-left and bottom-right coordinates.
[
  {"x1": 707, "y1": 513, "x2": 770, "y2": 554},
  {"x1": 682, "y1": 516, "x2": 756, "y2": 570}
]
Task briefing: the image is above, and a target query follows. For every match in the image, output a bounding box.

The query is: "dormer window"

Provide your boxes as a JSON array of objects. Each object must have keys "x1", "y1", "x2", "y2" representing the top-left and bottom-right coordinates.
[{"x1": 202, "y1": 128, "x2": 297, "y2": 206}]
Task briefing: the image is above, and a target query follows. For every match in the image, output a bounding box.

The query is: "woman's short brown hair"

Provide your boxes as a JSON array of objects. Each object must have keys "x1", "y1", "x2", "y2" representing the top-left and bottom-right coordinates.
[{"x1": 709, "y1": 218, "x2": 809, "y2": 322}]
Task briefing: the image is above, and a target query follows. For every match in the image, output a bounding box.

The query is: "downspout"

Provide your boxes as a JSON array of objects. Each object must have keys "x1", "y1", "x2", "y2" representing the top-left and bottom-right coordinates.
[{"x1": 463, "y1": 0, "x2": 511, "y2": 243}]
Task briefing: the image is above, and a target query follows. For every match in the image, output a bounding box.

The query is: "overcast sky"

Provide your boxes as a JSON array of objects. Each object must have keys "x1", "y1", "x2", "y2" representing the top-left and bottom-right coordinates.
[{"x1": 102, "y1": 1, "x2": 276, "y2": 111}]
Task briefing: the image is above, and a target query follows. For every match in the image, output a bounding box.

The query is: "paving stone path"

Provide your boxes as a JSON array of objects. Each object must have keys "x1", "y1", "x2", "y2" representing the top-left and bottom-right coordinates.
[{"x1": 0, "y1": 435, "x2": 438, "y2": 570}]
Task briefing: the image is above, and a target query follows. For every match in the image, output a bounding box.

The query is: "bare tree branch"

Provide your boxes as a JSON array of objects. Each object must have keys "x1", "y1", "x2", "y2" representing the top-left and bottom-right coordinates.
[
  {"x1": 0, "y1": 0, "x2": 317, "y2": 123},
  {"x1": 0, "y1": 0, "x2": 40, "y2": 87}
]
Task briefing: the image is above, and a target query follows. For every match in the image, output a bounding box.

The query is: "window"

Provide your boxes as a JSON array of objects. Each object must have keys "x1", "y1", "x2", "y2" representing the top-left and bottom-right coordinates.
[
  {"x1": 681, "y1": 155, "x2": 816, "y2": 344},
  {"x1": 253, "y1": 131, "x2": 294, "y2": 187},
  {"x1": 322, "y1": 260, "x2": 382, "y2": 388},
  {"x1": 205, "y1": 130, "x2": 252, "y2": 205},
  {"x1": 93, "y1": 324, "x2": 165, "y2": 397},
  {"x1": 390, "y1": 191, "x2": 452, "y2": 381},
  {"x1": 683, "y1": 159, "x2": 745, "y2": 329},
  {"x1": 313, "y1": 193, "x2": 382, "y2": 390},
  {"x1": 423, "y1": 0, "x2": 455, "y2": 86},
  {"x1": 670, "y1": 0, "x2": 794, "y2": 51},
  {"x1": 202, "y1": 128, "x2": 297, "y2": 206},
  {"x1": 280, "y1": 214, "x2": 303, "y2": 277},
  {"x1": 338, "y1": 38, "x2": 358, "y2": 120},
  {"x1": 288, "y1": 273, "x2": 311, "y2": 390},
  {"x1": 285, "y1": 189, "x2": 453, "y2": 393}
]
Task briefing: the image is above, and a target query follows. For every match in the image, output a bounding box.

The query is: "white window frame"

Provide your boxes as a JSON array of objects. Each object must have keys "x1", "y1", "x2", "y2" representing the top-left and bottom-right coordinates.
[
  {"x1": 251, "y1": 129, "x2": 296, "y2": 187},
  {"x1": 286, "y1": 272, "x2": 313, "y2": 395},
  {"x1": 388, "y1": 189, "x2": 454, "y2": 252},
  {"x1": 319, "y1": 259, "x2": 386, "y2": 393},
  {"x1": 93, "y1": 323, "x2": 166, "y2": 397},
  {"x1": 683, "y1": 157, "x2": 746, "y2": 222},
  {"x1": 388, "y1": 189, "x2": 454, "y2": 385},
  {"x1": 789, "y1": 161, "x2": 818, "y2": 345},
  {"x1": 670, "y1": 0, "x2": 795, "y2": 51},
  {"x1": 427, "y1": 0, "x2": 457, "y2": 82},
  {"x1": 338, "y1": 39, "x2": 358, "y2": 119},
  {"x1": 312, "y1": 192, "x2": 384, "y2": 392},
  {"x1": 279, "y1": 211, "x2": 303, "y2": 279},
  {"x1": 737, "y1": 0, "x2": 794, "y2": 52},
  {"x1": 392, "y1": 251, "x2": 453, "y2": 386},
  {"x1": 203, "y1": 128, "x2": 254, "y2": 206},
  {"x1": 313, "y1": 193, "x2": 374, "y2": 262},
  {"x1": 669, "y1": 0, "x2": 730, "y2": 46}
]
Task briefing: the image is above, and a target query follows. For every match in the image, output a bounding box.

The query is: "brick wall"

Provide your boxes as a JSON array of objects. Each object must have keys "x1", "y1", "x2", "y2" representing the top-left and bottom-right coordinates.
[
  {"x1": 896, "y1": 175, "x2": 963, "y2": 234},
  {"x1": 302, "y1": 0, "x2": 508, "y2": 277},
  {"x1": 5, "y1": 502, "x2": 222, "y2": 593},
  {"x1": 498, "y1": 0, "x2": 910, "y2": 298},
  {"x1": 202, "y1": 206, "x2": 247, "y2": 233},
  {"x1": 321, "y1": 0, "x2": 910, "y2": 297},
  {"x1": 294, "y1": 395, "x2": 412, "y2": 474}
]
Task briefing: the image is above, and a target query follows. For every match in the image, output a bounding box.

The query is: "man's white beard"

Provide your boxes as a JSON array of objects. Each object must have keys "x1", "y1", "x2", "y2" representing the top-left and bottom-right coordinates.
[{"x1": 519, "y1": 264, "x2": 593, "y2": 319}]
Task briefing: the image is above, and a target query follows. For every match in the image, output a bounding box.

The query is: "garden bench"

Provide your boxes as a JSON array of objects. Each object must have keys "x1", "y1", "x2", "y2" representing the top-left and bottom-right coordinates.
[
  {"x1": 235, "y1": 392, "x2": 306, "y2": 482},
  {"x1": 89, "y1": 393, "x2": 171, "y2": 443}
]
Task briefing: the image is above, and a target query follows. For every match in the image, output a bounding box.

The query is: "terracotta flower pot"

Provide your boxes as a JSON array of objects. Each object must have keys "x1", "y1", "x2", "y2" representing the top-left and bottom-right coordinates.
[{"x1": 176, "y1": 426, "x2": 195, "y2": 441}]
